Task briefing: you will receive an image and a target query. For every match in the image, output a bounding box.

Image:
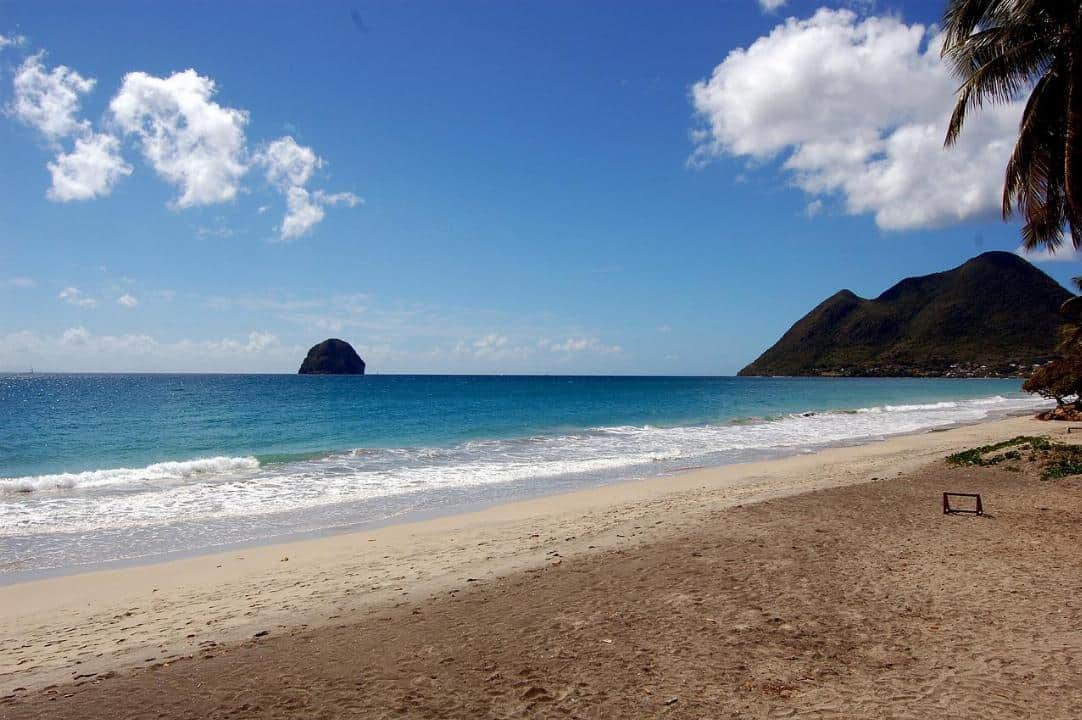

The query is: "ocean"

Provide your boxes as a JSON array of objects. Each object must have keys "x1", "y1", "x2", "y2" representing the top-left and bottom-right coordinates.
[{"x1": 0, "y1": 374, "x2": 1045, "y2": 579}]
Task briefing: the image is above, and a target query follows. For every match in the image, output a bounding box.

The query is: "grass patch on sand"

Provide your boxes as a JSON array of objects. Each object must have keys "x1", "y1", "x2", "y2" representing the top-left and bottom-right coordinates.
[{"x1": 947, "y1": 435, "x2": 1082, "y2": 480}]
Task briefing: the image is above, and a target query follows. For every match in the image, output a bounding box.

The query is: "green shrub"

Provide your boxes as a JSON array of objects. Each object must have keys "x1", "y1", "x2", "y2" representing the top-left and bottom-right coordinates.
[{"x1": 947, "y1": 435, "x2": 1082, "y2": 480}]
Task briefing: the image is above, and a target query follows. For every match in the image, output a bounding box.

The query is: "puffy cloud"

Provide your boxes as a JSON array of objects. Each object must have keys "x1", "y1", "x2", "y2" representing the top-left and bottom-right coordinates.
[
  {"x1": 259, "y1": 136, "x2": 321, "y2": 189},
  {"x1": 110, "y1": 69, "x2": 249, "y2": 207},
  {"x1": 47, "y1": 132, "x2": 132, "y2": 201},
  {"x1": 58, "y1": 286, "x2": 97, "y2": 307},
  {"x1": 10, "y1": 53, "x2": 130, "y2": 201},
  {"x1": 690, "y1": 8, "x2": 1023, "y2": 230},
  {"x1": 10, "y1": 53, "x2": 94, "y2": 139},
  {"x1": 280, "y1": 187, "x2": 325, "y2": 240},
  {"x1": 117, "y1": 293, "x2": 138, "y2": 308},
  {"x1": 277, "y1": 187, "x2": 363, "y2": 240},
  {"x1": 9, "y1": 48, "x2": 355, "y2": 236},
  {"x1": 257, "y1": 136, "x2": 361, "y2": 240}
]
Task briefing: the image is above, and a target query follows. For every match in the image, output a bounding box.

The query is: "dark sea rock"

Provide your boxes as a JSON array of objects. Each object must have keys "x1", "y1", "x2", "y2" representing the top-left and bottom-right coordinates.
[{"x1": 298, "y1": 339, "x2": 366, "y2": 375}]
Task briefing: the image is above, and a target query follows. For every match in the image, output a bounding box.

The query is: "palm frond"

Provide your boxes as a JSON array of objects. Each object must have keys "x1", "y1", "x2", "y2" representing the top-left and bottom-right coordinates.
[
  {"x1": 1065, "y1": 53, "x2": 1082, "y2": 233},
  {"x1": 941, "y1": 4, "x2": 1057, "y2": 146},
  {"x1": 1003, "y1": 70, "x2": 1065, "y2": 218},
  {"x1": 942, "y1": 0, "x2": 1006, "y2": 51},
  {"x1": 942, "y1": 0, "x2": 1081, "y2": 249},
  {"x1": 944, "y1": 36, "x2": 1052, "y2": 145}
]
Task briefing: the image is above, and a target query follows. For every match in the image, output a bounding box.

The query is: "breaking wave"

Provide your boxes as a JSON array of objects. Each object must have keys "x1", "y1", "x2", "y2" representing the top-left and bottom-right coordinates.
[
  {"x1": 0, "y1": 456, "x2": 260, "y2": 496},
  {"x1": 0, "y1": 392, "x2": 1045, "y2": 539}
]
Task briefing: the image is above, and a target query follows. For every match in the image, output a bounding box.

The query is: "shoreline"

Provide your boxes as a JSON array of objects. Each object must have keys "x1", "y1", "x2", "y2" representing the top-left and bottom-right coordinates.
[
  {"x1": 0, "y1": 413, "x2": 1061, "y2": 696},
  {"x1": 1, "y1": 399, "x2": 1041, "y2": 585}
]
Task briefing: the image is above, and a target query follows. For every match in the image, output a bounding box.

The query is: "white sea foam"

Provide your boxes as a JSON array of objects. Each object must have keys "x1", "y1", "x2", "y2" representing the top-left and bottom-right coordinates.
[
  {"x1": 0, "y1": 456, "x2": 260, "y2": 495},
  {"x1": 0, "y1": 393, "x2": 1047, "y2": 537}
]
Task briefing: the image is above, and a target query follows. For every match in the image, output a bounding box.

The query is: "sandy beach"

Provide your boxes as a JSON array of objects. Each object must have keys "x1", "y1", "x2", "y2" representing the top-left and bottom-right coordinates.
[{"x1": 2, "y1": 414, "x2": 1081, "y2": 718}]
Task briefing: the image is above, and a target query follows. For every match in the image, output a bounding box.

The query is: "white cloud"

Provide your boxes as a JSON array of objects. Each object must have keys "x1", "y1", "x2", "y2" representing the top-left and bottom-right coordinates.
[
  {"x1": 473, "y1": 333, "x2": 510, "y2": 356},
  {"x1": 277, "y1": 187, "x2": 363, "y2": 240},
  {"x1": 450, "y1": 332, "x2": 622, "y2": 364},
  {"x1": 10, "y1": 53, "x2": 130, "y2": 201},
  {"x1": 280, "y1": 187, "x2": 325, "y2": 240},
  {"x1": 47, "y1": 132, "x2": 132, "y2": 201},
  {"x1": 10, "y1": 51, "x2": 353, "y2": 237},
  {"x1": 758, "y1": 0, "x2": 787, "y2": 11},
  {"x1": 805, "y1": 199, "x2": 823, "y2": 218},
  {"x1": 172, "y1": 330, "x2": 280, "y2": 355},
  {"x1": 1016, "y1": 244, "x2": 1082, "y2": 264},
  {"x1": 58, "y1": 286, "x2": 97, "y2": 308},
  {"x1": 315, "y1": 190, "x2": 362, "y2": 207},
  {"x1": 551, "y1": 338, "x2": 591, "y2": 352},
  {"x1": 0, "y1": 327, "x2": 296, "y2": 372},
  {"x1": 453, "y1": 333, "x2": 534, "y2": 361},
  {"x1": 0, "y1": 34, "x2": 27, "y2": 51},
  {"x1": 195, "y1": 223, "x2": 236, "y2": 239},
  {"x1": 259, "y1": 135, "x2": 321, "y2": 189},
  {"x1": 5, "y1": 276, "x2": 36, "y2": 288},
  {"x1": 2, "y1": 286, "x2": 634, "y2": 373},
  {"x1": 244, "y1": 331, "x2": 278, "y2": 352},
  {"x1": 690, "y1": 8, "x2": 1023, "y2": 230},
  {"x1": 542, "y1": 337, "x2": 623, "y2": 354},
  {"x1": 61, "y1": 326, "x2": 90, "y2": 345},
  {"x1": 117, "y1": 293, "x2": 138, "y2": 308},
  {"x1": 10, "y1": 53, "x2": 94, "y2": 140},
  {"x1": 257, "y1": 136, "x2": 361, "y2": 240},
  {"x1": 110, "y1": 69, "x2": 249, "y2": 207}
]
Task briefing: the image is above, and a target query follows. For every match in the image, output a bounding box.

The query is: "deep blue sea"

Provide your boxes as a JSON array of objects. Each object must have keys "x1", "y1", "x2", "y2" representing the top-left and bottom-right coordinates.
[{"x1": 0, "y1": 374, "x2": 1044, "y2": 578}]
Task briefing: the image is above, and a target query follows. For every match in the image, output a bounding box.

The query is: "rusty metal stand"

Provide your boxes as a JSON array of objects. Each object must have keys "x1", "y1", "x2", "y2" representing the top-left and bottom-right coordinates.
[{"x1": 943, "y1": 492, "x2": 983, "y2": 515}]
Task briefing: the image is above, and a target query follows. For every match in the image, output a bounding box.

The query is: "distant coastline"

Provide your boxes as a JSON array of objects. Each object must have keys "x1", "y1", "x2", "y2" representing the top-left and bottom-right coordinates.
[{"x1": 742, "y1": 359, "x2": 1049, "y2": 380}]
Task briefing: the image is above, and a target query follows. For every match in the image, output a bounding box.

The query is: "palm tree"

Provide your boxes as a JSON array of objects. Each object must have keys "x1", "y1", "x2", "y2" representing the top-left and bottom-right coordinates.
[{"x1": 941, "y1": 1, "x2": 1082, "y2": 254}]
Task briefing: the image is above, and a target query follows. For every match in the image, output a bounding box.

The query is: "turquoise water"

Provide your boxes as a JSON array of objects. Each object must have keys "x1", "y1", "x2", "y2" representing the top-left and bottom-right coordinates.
[{"x1": 0, "y1": 374, "x2": 1042, "y2": 577}]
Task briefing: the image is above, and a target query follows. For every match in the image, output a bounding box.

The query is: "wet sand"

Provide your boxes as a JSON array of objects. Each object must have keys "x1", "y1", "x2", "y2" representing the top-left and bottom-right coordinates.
[{"x1": 3, "y1": 415, "x2": 1080, "y2": 718}]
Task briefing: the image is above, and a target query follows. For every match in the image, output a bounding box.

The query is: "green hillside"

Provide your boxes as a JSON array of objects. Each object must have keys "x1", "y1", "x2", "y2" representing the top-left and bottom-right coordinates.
[{"x1": 739, "y1": 252, "x2": 1072, "y2": 378}]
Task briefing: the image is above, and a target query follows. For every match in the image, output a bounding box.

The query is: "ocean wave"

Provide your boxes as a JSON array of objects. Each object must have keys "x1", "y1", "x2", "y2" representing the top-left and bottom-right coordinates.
[
  {"x1": 0, "y1": 392, "x2": 1047, "y2": 535},
  {"x1": 855, "y1": 396, "x2": 1009, "y2": 414},
  {"x1": 0, "y1": 456, "x2": 260, "y2": 496},
  {"x1": 859, "y1": 400, "x2": 954, "y2": 413}
]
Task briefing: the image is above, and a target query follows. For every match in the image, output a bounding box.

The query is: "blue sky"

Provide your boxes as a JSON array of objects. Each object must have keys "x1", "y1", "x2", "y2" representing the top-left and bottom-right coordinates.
[{"x1": 0, "y1": 0, "x2": 1077, "y2": 374}]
